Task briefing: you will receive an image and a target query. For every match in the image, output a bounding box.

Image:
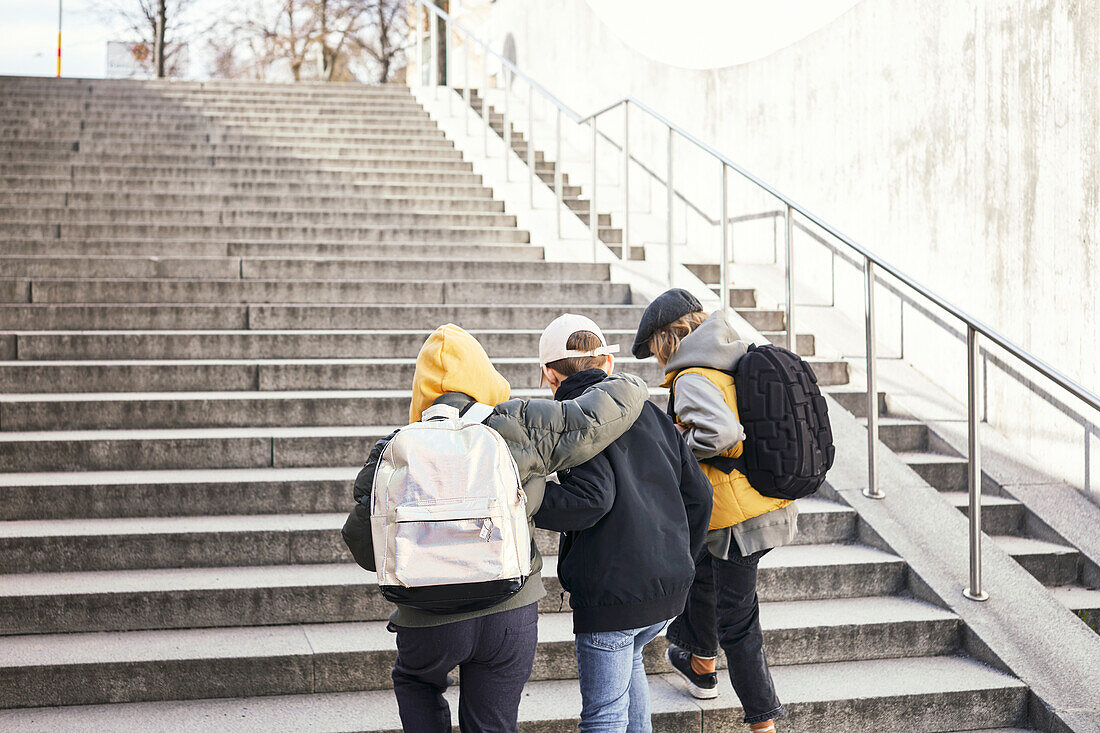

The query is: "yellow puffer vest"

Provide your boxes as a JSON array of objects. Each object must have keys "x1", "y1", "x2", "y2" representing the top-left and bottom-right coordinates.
[{"x1": 666, "y1": 366, "x2": 791, "y2": 530}]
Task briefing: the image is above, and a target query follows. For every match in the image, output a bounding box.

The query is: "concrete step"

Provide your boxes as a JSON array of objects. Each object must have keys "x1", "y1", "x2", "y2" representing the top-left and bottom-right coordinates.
[
  {"x1": 0, "y1": 178, "x2": 491, "y2": 197},
  {"x1": 1049, "y1": 585, "x2": 1100, "y2": 625},
  {"x1": 2, "y1": 138, "x2": 460, "y2": 155},
  {"x1": 1, "y1": 387, "x2": 673, "y2": 431},
  {"x1": 0, "y1": 598, "x2": 961, "y2": 708},
  {"x1": 0, "y1": 466, "x2": 356, "y2": 520},
  {"x1": 0, "y1": 256, "x2": 598, "y2": 281},
  {"x1": 0, "y1": 463, "x2": 855, "y2": 541},
  {"x1": 1, "y1": 119, "x2": 448, "y2": 136},
  {"x1": 0, "y1": 355, "x2": 661, "y2": 392},
  {"x1": 828, "y1": 388, "x2": 889, "y2": 418},
  {"x1": 0, "y1": 425, "x2": 395, "y2": 472},
  {"x1": 991, "y1": 535, "x2": 1082, "y2": 587},
  {"x1": 758, "y1": 331, "x2": 816, "y2": 356},
  {"x1": 0, "y1": 498, "x2": 855, "y2": 575},
  {"x1": 12, "y1": 241, "x2": 543, "y2": 260},
  {"x1": 0, "y1": 192, "x2": 503, "y2": 211},
  {"x1": 863, "y1": 417, "x2": 930, "y2": 452},
  {"x1": 3, "y1": 211, "x2": 529, "y2": 235},
  {"x1": 0, "y1": 655, "x2": 1029, "y2": 731},
  {"x1": 736, "y1": 307, "x2": 786, "y2": 332},
  {"x1": 0, "y1": 99, "x2": 427, "y2": 112},
  {"x1": 0, "y1": 543, "x2": 905, "y2": 633},
  {"x1": 3, "y1": 153, "x2": 475, "y2": 170},
  {"x1": 5, "y1": 224, "x2": 531, "y2": 244},
  {"x1": 0, "y1": 351, "x2": 849, "y2": 396},
  {"x1": 16, "y1": 278, "x2": 623, "y2": 305},
  {"x1": 2, "y1": 163, "x2": 487, "y2": 185},
  {"x1": 897, "y1": 451, "x2": 967, "y2": 492},
  {"x1": 0, "y1": 303, "x2": 648, "y2": 331},
  {"x1": 0, "y1": 129, "x2": 452, "y2": 145},
  {"x1": 942, "y1": 492, "x2": 1026, "y2": 536}
]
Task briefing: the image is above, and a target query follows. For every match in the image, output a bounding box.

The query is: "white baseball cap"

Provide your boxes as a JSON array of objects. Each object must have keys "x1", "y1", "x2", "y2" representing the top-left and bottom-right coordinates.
[{"x1": 539, "y1": 313, "x2": 620, "y2": 385}]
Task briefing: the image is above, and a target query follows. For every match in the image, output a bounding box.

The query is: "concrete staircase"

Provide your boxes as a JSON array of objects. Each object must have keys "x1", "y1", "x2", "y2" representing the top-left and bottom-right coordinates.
[
  {"x1": 0, "y1": 76, "x2": 1035, "y2": 731},
  {"x1": 872, "y1": 410, "x2": 1100, "y2": 630}
]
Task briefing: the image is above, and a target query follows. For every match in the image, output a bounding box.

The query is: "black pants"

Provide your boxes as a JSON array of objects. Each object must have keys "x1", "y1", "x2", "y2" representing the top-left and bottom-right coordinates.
[
  {"x1": 666, "y1": 548, "x2": 784, "y2": 724},
  {"x1": 391, "y1": 602, "x2": 539, "y2": 733}
]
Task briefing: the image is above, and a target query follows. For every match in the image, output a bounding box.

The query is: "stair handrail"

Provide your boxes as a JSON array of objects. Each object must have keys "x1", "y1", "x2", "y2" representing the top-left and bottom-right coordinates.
[{"x1": 411, "y1": 0, "x2": 1100, "y2": 602}]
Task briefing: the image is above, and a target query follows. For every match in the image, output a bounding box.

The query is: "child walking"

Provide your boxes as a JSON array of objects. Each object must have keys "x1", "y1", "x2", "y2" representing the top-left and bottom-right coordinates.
[
  {"x1": 632, "y1": 290, "x2": 799, "y2": 733},
  {"x1": 533, "y1": 314, "x2": 712, "y2": 732},
  {"x1": 342, "y1": 323, "x2": 649, "y2": 733}
]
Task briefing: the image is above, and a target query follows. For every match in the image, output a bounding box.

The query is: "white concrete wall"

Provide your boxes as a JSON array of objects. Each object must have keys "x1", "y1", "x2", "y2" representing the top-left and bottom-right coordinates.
[{"x1": 470, "y1": 0, "x2": 1100, "y2": 497}]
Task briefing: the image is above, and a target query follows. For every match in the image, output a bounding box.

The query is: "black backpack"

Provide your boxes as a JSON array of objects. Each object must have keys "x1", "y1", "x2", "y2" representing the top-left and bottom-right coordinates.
[{"x1": 669, "y1": 343, "x2": 834, "y2": 501}]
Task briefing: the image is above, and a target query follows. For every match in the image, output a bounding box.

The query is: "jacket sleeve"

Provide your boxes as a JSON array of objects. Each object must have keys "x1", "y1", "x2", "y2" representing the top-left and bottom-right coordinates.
[
  {"x1": 678, "y1": 437, "x2": 714, "y2": 559},
  {"x1": 341, "y1": 431, "x2": 398, "y2": 572},
  {"x1": 673, "y1": 373, "x2": 745, "y2": 459},
  {"x1": 533, "y1": 454, "x2": 616, "y2": 532},
  {"x1": 495, "y1": 372, "x2": 647, "y2": 482}
]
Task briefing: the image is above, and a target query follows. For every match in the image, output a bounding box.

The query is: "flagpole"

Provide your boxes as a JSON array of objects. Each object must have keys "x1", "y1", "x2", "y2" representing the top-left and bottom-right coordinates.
[{"x1": 56, "y1": 0, "x2": 62, "y2": 77}]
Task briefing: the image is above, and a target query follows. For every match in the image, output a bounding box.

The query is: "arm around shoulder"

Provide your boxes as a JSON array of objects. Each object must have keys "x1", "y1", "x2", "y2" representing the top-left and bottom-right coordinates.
[{"x1": 524, "y1": 372, "x2": 647, "y2": 478}]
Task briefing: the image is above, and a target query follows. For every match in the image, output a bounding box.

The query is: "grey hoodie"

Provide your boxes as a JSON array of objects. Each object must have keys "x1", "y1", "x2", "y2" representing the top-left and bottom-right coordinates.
[{"x1": 665, "y1": 310, "x2": 798, "y2": 557}]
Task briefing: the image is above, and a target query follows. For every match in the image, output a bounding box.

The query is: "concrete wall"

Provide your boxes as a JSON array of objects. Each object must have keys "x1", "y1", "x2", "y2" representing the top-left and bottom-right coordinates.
[{"x1": 473, "y1": 0, "x2": 1100, "y2": 496}]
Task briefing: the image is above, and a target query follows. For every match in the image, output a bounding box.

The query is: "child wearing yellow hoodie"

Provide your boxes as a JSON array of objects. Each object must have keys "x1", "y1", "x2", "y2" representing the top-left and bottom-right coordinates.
[{"x1": 343, "y1": 324, "x2": 649, "y2": 733}]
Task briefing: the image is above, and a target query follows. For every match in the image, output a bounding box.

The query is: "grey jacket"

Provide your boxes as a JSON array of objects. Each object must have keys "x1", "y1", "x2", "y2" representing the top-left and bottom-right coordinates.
[
  {"x1": 666, "y1": 311, "x2": 798, "y2": 557},
  {"x1": 342, "y1": 372, "x2": 649, "y2": 627}
]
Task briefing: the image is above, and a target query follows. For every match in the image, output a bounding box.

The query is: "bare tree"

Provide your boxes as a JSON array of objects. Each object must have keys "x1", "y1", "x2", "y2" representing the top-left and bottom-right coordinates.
[
  {"x1": 214, "y1": 0, "x2": 407, "y2": 83},
  {"x1": 353, "y1": 0, "x2": 408, "y2": 83},
  {"x1": 97, "y1": 0, "x2": 196, "y2": 77}
]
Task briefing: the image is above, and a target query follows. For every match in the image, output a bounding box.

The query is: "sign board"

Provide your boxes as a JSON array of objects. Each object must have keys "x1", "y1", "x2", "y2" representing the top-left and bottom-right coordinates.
[{"x1": 106, "y1": 41, "x2": 189, "y2": 78}]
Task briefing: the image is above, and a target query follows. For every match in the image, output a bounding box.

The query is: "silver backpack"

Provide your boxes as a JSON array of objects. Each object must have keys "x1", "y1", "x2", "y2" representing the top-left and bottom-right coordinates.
[{"x1": 370, "y1": 402, "x2": 532, "y2": 614}]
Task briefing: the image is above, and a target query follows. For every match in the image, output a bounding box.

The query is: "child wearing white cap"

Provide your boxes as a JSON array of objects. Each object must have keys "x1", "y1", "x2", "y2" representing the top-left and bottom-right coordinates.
[{"x1": 534, "y1": 314, "x2": 712, "y2": 733}]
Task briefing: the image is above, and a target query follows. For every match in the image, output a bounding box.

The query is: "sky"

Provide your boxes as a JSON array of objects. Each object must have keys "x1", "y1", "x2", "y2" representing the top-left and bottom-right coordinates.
[{"x1": 2, "y1": 0, "x2": 864, "y2": 80}]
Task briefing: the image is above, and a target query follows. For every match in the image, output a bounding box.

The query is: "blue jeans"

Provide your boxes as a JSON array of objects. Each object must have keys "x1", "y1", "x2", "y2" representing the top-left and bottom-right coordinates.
[{"x1": 573, "y1": 620, "x2": 669, "y2": 732}]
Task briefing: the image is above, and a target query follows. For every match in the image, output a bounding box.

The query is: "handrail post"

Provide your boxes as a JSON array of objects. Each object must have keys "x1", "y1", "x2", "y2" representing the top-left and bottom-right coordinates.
[
  {"x1": 784, "y1": 204, "x2": 794, "y2": 352},
  {"x1": 591, "y1": 117, "x2": 598, "y2": 262},
  {"x1": 528, "y1": 85, "x2": 535, "y2": 208},
  {"x1": 667, "y1": 125, "x2": 674, "y2": 287},
  {"x1": 863, "y1": 258, "x2": 884, "y2": 499},
  {"x1": 463, "y1": 34, "x2": 470, "y2": 134},
  {"x1": 622, "y1": 101, "x2": 629, "y2": 261},
  {"x1": 415, "y1": 1, "x2": 423, "y2": 86},
  {"x1": 503, "y1": 69, "x2": 510, "y2": 180},
  {"x1": 720, "y1": 163, "x2": 729, "y2": 316},
  {"x1": 481, "y1": 47, "x2": 488, "y2": 156},
  {"x1": 445, "y1": 21, "x2": 452, "y2": 114},
  {"x1": 429, "y1": 8, "x2": 438, "y2": 89},
  {"x1": 555, "y1": 108, "x2": 563, "y2": 239},
  {"x1": 964, "y1": 325, "x2": 990, "y2": 601}
]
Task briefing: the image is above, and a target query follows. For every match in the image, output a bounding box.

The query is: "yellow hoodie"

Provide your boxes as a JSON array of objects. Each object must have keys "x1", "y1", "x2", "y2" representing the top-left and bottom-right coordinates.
[{"x1": 409, "y1": 324, "x2": 512, "y2": 423}]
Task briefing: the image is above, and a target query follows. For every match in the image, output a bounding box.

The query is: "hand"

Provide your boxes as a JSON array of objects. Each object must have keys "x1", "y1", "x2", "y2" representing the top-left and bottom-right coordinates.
[{"x1": 675, "y1": 423, "x2": 688, "y2": 435}]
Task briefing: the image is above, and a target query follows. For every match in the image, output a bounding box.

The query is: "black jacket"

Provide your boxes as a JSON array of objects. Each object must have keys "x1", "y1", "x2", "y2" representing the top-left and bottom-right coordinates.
[{"x1": 533, "y1": 369, "x2": 713, "y2": 633}]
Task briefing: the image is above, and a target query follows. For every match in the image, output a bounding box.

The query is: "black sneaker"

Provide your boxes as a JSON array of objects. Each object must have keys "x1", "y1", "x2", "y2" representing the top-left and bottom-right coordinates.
[{"x1": 665, "y1": 645, "x2": 718, "y2": 699}]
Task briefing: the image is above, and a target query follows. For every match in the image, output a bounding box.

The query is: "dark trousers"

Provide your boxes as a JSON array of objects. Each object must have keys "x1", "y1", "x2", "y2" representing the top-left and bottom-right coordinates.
[
  {"x1": 391, "y1": 602, "x2": 539, "y2": 733},
  {"x1": 666, "y1": 548, "x2": 784, "y2": 724}
]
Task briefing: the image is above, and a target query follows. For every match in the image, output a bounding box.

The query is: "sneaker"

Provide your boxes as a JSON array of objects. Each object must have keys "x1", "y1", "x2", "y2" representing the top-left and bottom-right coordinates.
[{"x1": 665, "y1": 645, "x2": 718, "y2": 699}]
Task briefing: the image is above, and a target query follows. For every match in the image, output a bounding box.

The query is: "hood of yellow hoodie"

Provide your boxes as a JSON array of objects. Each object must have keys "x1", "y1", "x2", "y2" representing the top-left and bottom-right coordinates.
[{"x1": 409, "y1": 324, "x2": 512, "y2": 423}]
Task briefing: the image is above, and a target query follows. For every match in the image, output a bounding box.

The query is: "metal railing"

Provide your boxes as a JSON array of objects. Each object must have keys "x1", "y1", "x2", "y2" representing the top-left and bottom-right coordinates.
[{"x1": 410, "y1": 0, "x2": 1100, "y2": 601}]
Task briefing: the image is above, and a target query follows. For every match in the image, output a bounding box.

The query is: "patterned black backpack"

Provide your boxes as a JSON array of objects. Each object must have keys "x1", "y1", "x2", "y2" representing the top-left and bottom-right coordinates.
[{"x1": 671, "y1": 343, "x2": 835, "y2": 501}]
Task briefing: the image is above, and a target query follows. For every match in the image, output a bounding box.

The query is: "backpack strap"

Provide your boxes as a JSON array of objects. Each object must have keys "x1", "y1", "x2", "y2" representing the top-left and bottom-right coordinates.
[
  {"x1": 458, "y1": 402, "x2": 495, "y2": 425},
  {"x1": 701, "y1": 454, "x2": 747, "y2": 475},
  {"x1": 422, "y1": 404, "x2": 460, "y2": 422}
]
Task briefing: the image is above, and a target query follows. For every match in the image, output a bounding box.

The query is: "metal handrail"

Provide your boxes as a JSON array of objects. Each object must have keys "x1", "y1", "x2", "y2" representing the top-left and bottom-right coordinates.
[{"x1": 411, "y1": 0, "x2": 1100, "y2": 600}]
